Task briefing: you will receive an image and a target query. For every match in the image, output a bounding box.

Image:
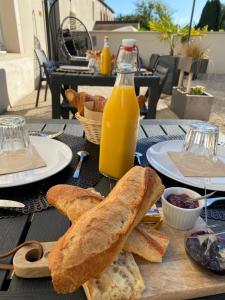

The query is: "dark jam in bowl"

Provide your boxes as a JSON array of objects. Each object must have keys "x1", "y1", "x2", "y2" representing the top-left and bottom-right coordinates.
[{"x1": 166, "y1": 193, "x2": 199, "y2": 209}]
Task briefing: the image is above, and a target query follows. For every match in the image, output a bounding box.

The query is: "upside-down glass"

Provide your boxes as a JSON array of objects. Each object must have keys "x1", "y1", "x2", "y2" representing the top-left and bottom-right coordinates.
[
  {"x1": 183, "y1": 122, "x2": 219, "y2": 225},
  {"x1": 183, "y1": 122, "x2": 219, "y2": 160},
  {"x1": 0, "y1": 115, "x2": 31, "y2": 152}
]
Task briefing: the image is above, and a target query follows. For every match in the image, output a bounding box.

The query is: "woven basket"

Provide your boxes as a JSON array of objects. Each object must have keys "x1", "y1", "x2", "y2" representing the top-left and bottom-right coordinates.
[{"x1": 75, "y1": 112, "x2": 102, "y2": 145}]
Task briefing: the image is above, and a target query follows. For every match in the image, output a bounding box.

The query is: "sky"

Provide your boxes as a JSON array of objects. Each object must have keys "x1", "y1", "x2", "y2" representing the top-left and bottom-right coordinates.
[{"x1": 106, "y1": 0, "x2": 207, "y2": 26}]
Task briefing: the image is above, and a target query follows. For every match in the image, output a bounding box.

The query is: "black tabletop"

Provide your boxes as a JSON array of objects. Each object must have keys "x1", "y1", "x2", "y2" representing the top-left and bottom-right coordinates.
[{"x1": 0, "y1": 119, "x2": 224, "y2": 300}]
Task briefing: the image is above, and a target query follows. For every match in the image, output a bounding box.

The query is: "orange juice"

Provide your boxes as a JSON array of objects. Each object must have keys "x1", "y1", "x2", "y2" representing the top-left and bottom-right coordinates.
[
  {"x1": 99, "y1": 86, "x2": 139, "y2": 179},
  {"x1": 100, "y1": 36, "x2": 111, "y2": 76}
]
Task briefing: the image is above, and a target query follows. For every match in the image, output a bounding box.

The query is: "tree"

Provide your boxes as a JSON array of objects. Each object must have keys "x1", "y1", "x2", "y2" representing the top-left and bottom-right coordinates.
[
  {"x1": 219, "y1": 4, "x2": 225, "y2": 29},
  {"x1": 115, "y1": 0, "x2": 172, "y2": 31},
  {"x1": 135, "y1": 1, "x2": 154, "y2": 29},
  {"x1": 197, "y1": 0, "x2": 222, "y2": 31},
  {"x1": 150, "y1": 17, "x2": 207, "y2": 56}
]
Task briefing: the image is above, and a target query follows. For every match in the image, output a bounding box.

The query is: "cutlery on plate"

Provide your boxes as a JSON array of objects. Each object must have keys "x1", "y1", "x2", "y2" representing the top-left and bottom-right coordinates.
[
  {"x1": 207, "y1": 197, "x2": 225, "y2": 207},
  {"x1": 29, "y1": 130, "x2": 64, "y2": 139},
  {"x1": 135, "y1": 152, "x2": 143, "y2": 166},
  {"x1": 73, "y1": 151, "x2": 90, "y2": 179},
  {"x1": 0, "y1": 200, "x2": 25, "y2": 208}
]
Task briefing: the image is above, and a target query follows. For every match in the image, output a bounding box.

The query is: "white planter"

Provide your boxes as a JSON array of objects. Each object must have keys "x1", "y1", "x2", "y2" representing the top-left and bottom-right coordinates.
[{"x1": 171, "y1": 87, "x2": 214, "y2": 121}]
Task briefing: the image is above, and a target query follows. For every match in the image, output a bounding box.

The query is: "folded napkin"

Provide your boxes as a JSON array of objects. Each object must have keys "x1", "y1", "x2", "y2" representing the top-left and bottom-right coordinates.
[
  {"x1": 0, "y1": 146, "x2": 46, "y2": 175},
  {"x1": 168, "y1": 151, "x2": 225, "y2": 177}
]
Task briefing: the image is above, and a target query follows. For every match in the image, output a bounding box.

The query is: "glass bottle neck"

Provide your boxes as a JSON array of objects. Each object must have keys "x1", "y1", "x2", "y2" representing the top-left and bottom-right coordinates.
[{"x1": 115, "y1": 72, "x2": 134, "y2": 87}]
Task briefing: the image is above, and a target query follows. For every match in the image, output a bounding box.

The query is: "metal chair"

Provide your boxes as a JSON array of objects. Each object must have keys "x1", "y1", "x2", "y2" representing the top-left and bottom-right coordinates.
[
  {"x1": 58, "y1": 16, "x2": 93, "y2": 63},
  {"x1": 141, "y1": 65, "x2": 169, "y2": 117},
  {"x1": 34, "y1": 48, "x2": 49, "y2": 107}
]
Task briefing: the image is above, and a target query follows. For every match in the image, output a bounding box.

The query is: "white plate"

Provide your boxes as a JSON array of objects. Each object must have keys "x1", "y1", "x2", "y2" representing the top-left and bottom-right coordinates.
[
  {"x1": 0, "y1": 136, "x2": 73, "y2": 188},
  {"x1": 60, "y1": 65, "x2": 91, "y2": 71},
  {"x1": 146, "y1": 140, "x2": 225, "y2": 191}
]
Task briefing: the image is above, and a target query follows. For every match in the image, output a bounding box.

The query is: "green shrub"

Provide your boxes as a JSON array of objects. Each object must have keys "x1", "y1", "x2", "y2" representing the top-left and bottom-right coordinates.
[{"x1": 190, "y1": 85, "x2": 206, "y2": 95}]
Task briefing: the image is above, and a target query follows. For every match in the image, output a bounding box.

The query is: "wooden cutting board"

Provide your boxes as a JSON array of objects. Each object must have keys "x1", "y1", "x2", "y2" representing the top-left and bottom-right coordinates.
[{"x1": 13, "y1": 217, "x2": 225, "y2": 300}]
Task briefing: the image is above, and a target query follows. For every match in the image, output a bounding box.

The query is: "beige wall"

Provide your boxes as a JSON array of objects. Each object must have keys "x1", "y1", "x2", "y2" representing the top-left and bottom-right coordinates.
[
  {"x1": 58, "y1": 0, "x2": 114, "y2": 30},
  {"x1": 91, "y1": 31, "x2": 225, "y2": 74},
  {"x1": 0, "y1": 0, "x2": 21, "y2": 53},
  {"x1": 0, "y1": 55, "x2": 34, "y2": 111},
  {"x1": 31, "y1": 1, "x2": 47, "y2": 53}
]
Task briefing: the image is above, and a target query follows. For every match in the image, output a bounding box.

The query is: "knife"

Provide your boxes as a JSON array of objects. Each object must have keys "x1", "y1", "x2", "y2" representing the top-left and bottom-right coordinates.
[
  {"x1": 207, "y1": 197, "x2": 225, "y2": 207},
  {"x1": 0, "y1": 200, "x2": 25, "y2": 208}
]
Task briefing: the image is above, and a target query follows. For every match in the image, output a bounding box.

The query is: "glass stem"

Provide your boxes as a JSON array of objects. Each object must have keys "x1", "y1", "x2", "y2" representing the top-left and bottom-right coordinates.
[{"x1": 204, "y1": 182, "x2": 208, "y2": 226}]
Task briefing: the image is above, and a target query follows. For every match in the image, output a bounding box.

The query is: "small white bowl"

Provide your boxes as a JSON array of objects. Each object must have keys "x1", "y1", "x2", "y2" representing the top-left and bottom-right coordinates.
[{"x1": 162, "y1": 187, "x2": 204, "y2": 230}]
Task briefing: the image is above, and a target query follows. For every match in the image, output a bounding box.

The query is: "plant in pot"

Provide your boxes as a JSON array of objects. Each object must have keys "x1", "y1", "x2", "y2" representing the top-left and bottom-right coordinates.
[
  {"x1": 171, "y1": 84, "x2": 214, "y2": 121},
  {"x1": 178, "y1": 41, "x2": 209, "y2": 79},
  {"x1": 149, "y1": 18, "x2": 206, "y2": 94}
]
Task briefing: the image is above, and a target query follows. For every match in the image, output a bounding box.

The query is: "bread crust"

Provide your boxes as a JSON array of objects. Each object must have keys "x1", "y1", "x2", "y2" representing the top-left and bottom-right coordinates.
[
  {"x1": 47, "y1": 185, "x2": 103, "y2": 221},
  {"x1": 48, "y1": 166, "x2": 164, "y2": 293}
]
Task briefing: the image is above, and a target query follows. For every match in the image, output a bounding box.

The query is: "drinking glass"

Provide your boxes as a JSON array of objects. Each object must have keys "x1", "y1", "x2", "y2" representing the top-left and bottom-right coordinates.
[
  {"x1": 88, "y1": 56, "x2": 96, "y2": 70},
  {"x1": 183, "y1": 122, "x2": 219, "y2": 225},
  {"x1": 183, "y1": 122, "x2": 219, "y2": 160},
  {"x1": 0, "y1": 115, "x2": 30, "y2": 152}
]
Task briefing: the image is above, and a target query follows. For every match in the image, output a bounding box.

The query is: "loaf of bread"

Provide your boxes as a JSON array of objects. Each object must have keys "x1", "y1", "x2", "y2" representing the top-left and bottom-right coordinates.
[
  {"x1": 65, "y1": 89, "x2": 146, "y2": 116},
  {"x1": 93, "y1": 96, "x2": 106, "y2": 112},
  {"x1": 48, "y1": 166, "x2": 164, "y2": 293},
  {"x1": 84, "y1": 251, "x2": 145, "y2": 300},
  {"x1": 47, "y1": 183, "x2": 169, "y2": 263},
  {"x1": 47, "y1": 185, "x2": 103, "y2": 221},
  {"x1": 137, "y1": 95, "x2": 146, "y2": 109},
  {"x1": 124, "y1": 224, "x2": 169, "y2": 263},
  {"x1": 65, "y1": 89, "x2": 106, "y2": 115}
]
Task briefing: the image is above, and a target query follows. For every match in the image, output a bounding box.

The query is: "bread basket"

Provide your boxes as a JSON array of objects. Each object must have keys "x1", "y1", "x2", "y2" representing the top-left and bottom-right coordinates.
[{"x1": 75, "y1": 112, "x2": 102, "y2": 145}]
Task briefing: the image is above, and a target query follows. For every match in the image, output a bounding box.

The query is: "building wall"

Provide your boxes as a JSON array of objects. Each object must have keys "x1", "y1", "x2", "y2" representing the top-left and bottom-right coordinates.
[
  {"x1": 91, "y1": 31, "x2": 225, "y2": 74},
  {"x1": 0, "y1": 0, "x2": 114, "y2": 111},
  {"x1": 0, "y1": 0, "x2": 21, "y2": 53},
  {"x1": 58, "y1": 0, "x2": 113, "y2": 30},
  {"x1": 0, "y1": 55, "x2": 34, "y2": 112}
]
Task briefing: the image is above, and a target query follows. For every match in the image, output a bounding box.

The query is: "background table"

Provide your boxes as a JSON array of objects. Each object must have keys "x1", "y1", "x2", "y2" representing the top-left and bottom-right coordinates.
[
  {"x1": 0, "y1": 119, "x2": 224, "y2": 300},
  {"x1": 49, "y1": 71, "x2": 160, "y2": 119}
]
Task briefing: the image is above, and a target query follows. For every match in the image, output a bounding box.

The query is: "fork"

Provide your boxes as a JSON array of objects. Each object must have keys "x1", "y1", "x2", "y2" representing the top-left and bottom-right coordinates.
[{"x1": 29, "y1": 130, "x2": 64, "y2": 139}]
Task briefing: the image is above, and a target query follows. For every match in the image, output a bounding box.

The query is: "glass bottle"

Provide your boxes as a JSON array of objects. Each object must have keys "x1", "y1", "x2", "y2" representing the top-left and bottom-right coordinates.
[
  {"x1": 99, "y1": 40, "x2": 140, "y2": 179},
  {"x1": 100, "y1": 36, "x2": 111, "y2": 76}
]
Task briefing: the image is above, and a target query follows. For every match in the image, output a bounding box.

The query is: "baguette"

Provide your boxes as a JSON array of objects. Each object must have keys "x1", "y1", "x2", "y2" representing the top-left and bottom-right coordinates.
[
  {"x1": 48, "y1": 166, "x2": 164, "y2": 293},
  {"x1": 84, "y1": 251, "x2": 145, "y2": 300},
  {"x1": 47, "y1": 183, "x2": 169, "y2": 263},
  {"x1": 47, "y1": 185, "x2": 103, "y2": 221},
  {"x1": 124, "y1": 224, "x2": 169, "y2": 263}
]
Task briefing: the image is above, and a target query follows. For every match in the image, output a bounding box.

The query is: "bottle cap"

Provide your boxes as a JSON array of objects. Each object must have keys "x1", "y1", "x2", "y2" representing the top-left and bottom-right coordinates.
[{"x1": 121, "y1": 39, "x2": 136, "y2": 47}]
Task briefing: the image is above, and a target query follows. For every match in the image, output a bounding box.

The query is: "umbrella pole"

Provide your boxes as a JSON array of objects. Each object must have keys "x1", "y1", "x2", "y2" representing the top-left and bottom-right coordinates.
[{"x1": 188, "y1": 0, "x2": 196, "y2": 42}]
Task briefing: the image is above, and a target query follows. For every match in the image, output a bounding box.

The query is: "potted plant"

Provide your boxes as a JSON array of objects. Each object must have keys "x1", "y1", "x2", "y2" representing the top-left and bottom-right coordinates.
[
  {"x1": 178, "y1": 41, "x2": 209, "y2": 78},
  {"x1": 171, "y1": 85, "x2": 214, "y2": 121},
  {"x1": 149, "y1": 18, "x2": 206, "y2": 94}
]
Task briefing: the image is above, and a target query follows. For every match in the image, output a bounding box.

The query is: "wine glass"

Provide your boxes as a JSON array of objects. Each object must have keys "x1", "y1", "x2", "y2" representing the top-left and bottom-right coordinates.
[{"x1": 183, "y1": 122, "x2": 219, "y2": 225}]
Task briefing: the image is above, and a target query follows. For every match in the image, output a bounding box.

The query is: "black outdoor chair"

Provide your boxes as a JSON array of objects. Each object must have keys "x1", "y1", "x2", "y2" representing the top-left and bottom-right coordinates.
[
  {"x1": 141, "y1": 65, "x2": 169, "y2": 117},
  {"x1": 148, "y1": 54, "x2": 160, "y2": 72},
  {"x1": 58, "y1": 16, "x2": 93, "y2": 63},
  {"x1": 34, "y1": 48, "x2": 49, "y2": 107}
]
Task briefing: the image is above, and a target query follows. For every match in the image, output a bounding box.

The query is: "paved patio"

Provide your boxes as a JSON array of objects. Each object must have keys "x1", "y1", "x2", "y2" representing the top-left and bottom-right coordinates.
[{"x1": 5, "y1": 74, "x2": 225, "y2": 133}]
